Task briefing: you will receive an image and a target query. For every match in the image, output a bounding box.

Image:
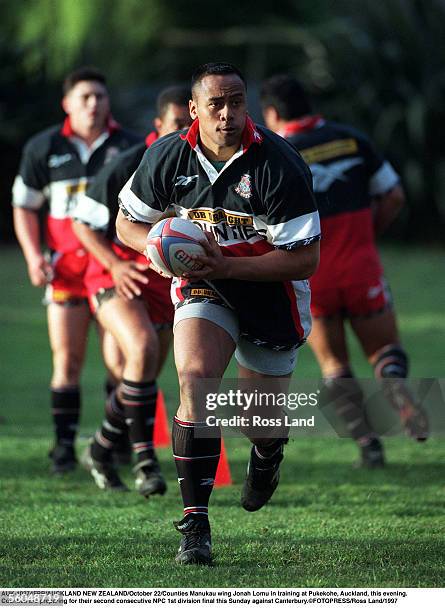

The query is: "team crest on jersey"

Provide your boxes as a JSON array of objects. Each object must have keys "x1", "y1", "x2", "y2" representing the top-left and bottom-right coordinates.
[{"x1": 235, "y1": 173, "x2": 252, "y2": 199}]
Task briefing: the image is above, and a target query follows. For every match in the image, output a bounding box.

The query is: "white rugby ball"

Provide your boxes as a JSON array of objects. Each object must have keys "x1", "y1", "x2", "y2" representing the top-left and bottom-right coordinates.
[{"x1": 145, "y1": 217, "x2": 207, "y2": 277}]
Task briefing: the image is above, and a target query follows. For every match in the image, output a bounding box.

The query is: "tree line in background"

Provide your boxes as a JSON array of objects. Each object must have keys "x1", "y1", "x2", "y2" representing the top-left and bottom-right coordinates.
[{"x1": 1, "y1": 0, "x2": 444, "y2": 242}]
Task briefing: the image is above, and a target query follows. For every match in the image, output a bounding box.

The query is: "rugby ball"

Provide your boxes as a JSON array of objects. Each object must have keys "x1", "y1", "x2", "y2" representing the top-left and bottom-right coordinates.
[{"x1": 145, "y1": 217, "x2": 207, "y2": 277}]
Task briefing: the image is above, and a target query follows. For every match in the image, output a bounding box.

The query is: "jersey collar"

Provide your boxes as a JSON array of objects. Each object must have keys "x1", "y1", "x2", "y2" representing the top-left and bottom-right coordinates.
[
  {"x1": 180, "y1": 116, "x2": 263, "y2": 152},
  {"x1": 60, "y1": 115, "x2": 121, "y2": 138},
  {"x1": 61, "y1": 116, "x2": 121, "y2": 164},
  {"x1": 145, "y1": 131, "x2": 159, "y2": 147},
  {"x1": 280, "y1": 114, "x2": 324, "y2": 137}
]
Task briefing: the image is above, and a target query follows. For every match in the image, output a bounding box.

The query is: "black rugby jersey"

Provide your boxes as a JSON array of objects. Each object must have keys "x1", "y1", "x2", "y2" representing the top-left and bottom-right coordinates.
[
  {"x1": 283, "y1": 117, "x2": 399, "y2": 219},
  {"x1": 282, "y1": 117, "x2": 399, "y2": 290},
  {"x1": 119, "y1": 118, "x2": 320, "y2": 350},
  {"x1": 12, "y1": 118, "x2": 141, "y2": 253},
  {"x1": 74, "y1": 140, "x2": 147, "y2": 241},
  {"x1": 120, "y1": 118, "x2": 320, "y2": 253}
]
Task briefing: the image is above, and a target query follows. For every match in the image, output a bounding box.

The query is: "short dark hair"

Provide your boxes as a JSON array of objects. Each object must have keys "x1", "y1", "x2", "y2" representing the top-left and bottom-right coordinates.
[
  {"x1": 156, "y1": 85, "x2": 190, "y2": 117},
  {"x1": 63, "y1": 67, "x2": 107, "y2": 95},
  {"x1": 260, "y1": 75, "x2": 312, "y2": 120},
  {"x1": 191, "y1": 62, "x2": 246, "y2": 96}
]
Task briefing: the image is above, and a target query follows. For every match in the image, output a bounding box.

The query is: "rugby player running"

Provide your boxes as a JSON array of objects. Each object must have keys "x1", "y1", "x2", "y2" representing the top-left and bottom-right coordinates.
[
  {"x1": 12, "y1": 68, "x2": 141, "y2": 473},
  {"x1": 260, "y1": 75, "x2": 428, "y2": 467},
  {"x1": 116, "y1": 63, "x2": 320, "y2": 565},
  {"x1": 72, "y1": 86, "x2": 191, "y2": 495}
]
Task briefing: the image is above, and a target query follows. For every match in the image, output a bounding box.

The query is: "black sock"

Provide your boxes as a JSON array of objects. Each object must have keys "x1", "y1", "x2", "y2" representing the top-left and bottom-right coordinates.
[
  {"x1": 104, "y1": 378, "x2": 117, "y2": 399},
  {"x1": 173, "y1": 417, "x2": 221, "y2": 519},
  {"x1": 120, "y1": 379, "x2": 157, "y2": 465},
  {"x1": 51, "y1": 386, "x2": 81, "y2": 447},
  {"x1": 91, "y1": 390, "x2": 126, "y2": 463},
  {"x1": 254, "y1": 438, "x2": 285, "y2": 460}
]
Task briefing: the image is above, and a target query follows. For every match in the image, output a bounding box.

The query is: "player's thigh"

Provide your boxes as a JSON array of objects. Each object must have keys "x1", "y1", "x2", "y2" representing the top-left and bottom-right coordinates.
[
  {"x1": 174, "y1": 317, "x2": 235, "y2": 421},
  {"x1": 174, "y1": 317, "x2": 235, "y2": 379},
  {"x1": 350, "y1": 308, "x2": 400, "y2": 361},
  {"x1": 47, "y1": 301, "x2": 91, "y2": 360},
  {"x1": 96, "y1": 295, "x2": 158, "y2": 363},
  {"x1": 307, "y1": 315, "x2": 350, "y2": 375}
]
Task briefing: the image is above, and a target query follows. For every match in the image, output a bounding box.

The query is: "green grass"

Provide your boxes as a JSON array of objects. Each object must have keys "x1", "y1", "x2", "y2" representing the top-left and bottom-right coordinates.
[{"x1": 0, "y1": 245, "x2": 444, "y2": 587}]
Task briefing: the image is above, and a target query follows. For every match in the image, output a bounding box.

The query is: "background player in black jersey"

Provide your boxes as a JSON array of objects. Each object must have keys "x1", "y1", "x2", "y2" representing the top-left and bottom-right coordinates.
[
  {"x1": 260, "y1": 75, "x2": 429, "y2": 467},
  {"x1": 71, "y1": 86, "x2": 191, "y2": 495},
  {"x1": 12, "y1": 67, "x2": 141, "y2": 474},
  {"x1": 116, "y1": 63, "x2": 320, "y2": 565}
]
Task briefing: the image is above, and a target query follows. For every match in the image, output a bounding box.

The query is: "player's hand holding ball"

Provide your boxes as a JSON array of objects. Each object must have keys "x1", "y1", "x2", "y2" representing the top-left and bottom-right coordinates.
[
  {"x1": 145, "y1": 218, "x2": 208, "y2": 278},
  {"x1": 186, "y1": 230, "x2": 232, "y2": 280}
]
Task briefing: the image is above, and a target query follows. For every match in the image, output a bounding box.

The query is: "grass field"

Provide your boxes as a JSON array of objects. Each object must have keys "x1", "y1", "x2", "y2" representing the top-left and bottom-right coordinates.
[{"x1": 0, "y1": 245, "x2": 444, "y2": 587}]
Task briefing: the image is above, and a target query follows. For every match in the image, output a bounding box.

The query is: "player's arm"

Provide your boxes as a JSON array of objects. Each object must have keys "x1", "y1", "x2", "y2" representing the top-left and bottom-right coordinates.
[
  {"x1": 116, "y1": 209, "x2": 151, "y2": 255},
  {"x1": 187, "y1": 232, "x2": 319, "y2": 282},
  {"x1": 12, "y1": 139, "x2": 52, "y2": 287},
  {"x1": 372, "y1": 184, "x2": 405, "y2": 235},
  {"x1": 13, "y1": 207, "x2": 52, "y2": 287},
  {"x1": 115, "y1": 205, "x2": 177, "y2": 254},
  {"x1": 116, "y1": 154, "x2": 171, "y2": 260},
  {"x1": 72, "y1": 219, "x2": 148, "y2": 300},
  {"x1": 365, "y1": 140, "x2": 404, "y2": 236}
]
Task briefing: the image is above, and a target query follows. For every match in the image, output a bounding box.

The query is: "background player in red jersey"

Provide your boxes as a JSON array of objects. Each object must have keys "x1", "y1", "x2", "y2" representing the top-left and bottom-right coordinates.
[
  {"x1": 117, "y1": 63, "x2": 320, "y2": 565},
  {"x1": 260, "y1": 75, "x2": 429, "y2": 467},
  {"x1": 71, "y1": 86, "x2": 191, "y2": 495},
  {"x1": 12, "y1": 67, "x2": 141, "y2": 474}
]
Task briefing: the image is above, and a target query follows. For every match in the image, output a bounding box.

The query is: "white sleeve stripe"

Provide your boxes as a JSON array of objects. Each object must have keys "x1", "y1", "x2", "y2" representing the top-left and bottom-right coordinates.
[
  {"x1": 369, "y1": 161, "x2": 400, "y2": 196},
  {"x1": 118, "y1": 175, "x2": 162, "y2": 224},
  {"x1": 266, "y1": 211, "x2": 321, "y2": 246},
  {"x1": 72, "y1": 195, "x2": 110, "y2": 231},
  {"x1": 12, "y1": 176, "x2": 45, "y2": 210}
]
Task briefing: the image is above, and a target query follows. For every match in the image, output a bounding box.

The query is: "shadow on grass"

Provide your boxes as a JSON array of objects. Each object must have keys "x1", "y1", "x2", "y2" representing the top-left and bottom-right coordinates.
[{"x1": 1, "y1": 534, "x2": 444, "y2": 588}]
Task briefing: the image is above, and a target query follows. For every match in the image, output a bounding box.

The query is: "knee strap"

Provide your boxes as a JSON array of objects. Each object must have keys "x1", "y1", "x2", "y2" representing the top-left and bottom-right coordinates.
[{"x1": 373, "y1": 344, "x2": 408, "y2": 379}]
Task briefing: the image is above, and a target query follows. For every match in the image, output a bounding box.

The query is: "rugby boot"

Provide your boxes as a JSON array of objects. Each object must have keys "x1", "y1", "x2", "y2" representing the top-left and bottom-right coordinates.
[
  {"x1": 80, "y1": 442, "x2": 128, "y2": 492},
  {"x1": 173, "y1": 515, "x2": 212, "y2": 566},
  {"x1": 241, "y1": 438, "x2": 287, "y2": 512},
  {"x1": 49, "y1": 444, "x2": 77, "y2": 474},
  {"x1": 133, "y1": 457, "x2": 167, "y2": 498},
  {"x1": 355, "y1": 437, "x2": 385, "y2": 469}
]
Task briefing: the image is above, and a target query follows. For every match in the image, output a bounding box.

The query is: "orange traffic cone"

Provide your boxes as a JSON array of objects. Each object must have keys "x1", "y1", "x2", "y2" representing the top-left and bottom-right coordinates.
[
  {"x1": 153, "y1": 389, "x2": 171, "y2": 448},
  {"x1": 214, "y1": 438, "x2": 232, "y2": 487}
]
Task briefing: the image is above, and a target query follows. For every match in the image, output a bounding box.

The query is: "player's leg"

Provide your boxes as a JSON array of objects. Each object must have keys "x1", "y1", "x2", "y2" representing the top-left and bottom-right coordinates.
[
  {"x1": 308, "y1": 314, "x2": 383, "y2": 467},
  {"x1": 88, "y1": 294, "x2": 164, "y2": 494},
  {"x1": 172, "y1": 307, "x2": 237, "y2": 565},
  {"x1": 139, "y1": 266, "x2": 174, "y2": 378},
  {"x1": 105, "y1": 320, "x2": 172, "y2": 471},
  {"x1": 236, "y1": 349, "x2": 292, "y2": 513},
  {"x1": 80, "y1": 307, "x2": 130, "y2": 491},
  {"x1": 47, "y1": 300, "x2": 91, "y2": 473},
  {"x1": 98, "y1": 327, "x2": 132, "y2": 466},
  {"x1": 351, "y1": 308, "x2": 429, "y2": 440},
  {"x1": 120, "y1": 268, "x2": 174, "y2": 493}
]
